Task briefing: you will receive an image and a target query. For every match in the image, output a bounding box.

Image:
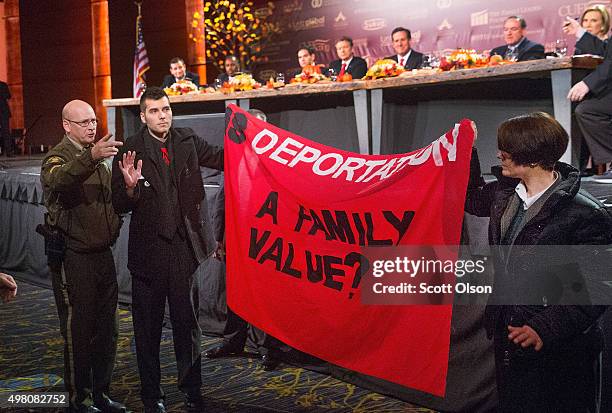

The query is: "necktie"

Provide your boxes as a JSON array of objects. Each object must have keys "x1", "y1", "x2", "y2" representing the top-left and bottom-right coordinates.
[
  {"x1": 400, "y1": 57, "x2": 406, "y2": 67},
  {"x1": 339, "y1": 62, "x2": 347, "y2": 77},
  {"x1": 160, "y1": 147, "x2": 170, "y2": 166}
]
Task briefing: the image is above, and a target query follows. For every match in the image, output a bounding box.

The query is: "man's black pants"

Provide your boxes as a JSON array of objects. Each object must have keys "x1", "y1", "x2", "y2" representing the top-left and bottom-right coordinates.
[
  {"x1": 51, "y1": 248, "x2": 118, "y2": 409},
  {"x1": 131, "y1": 234, "x2": 201, "y2": 403}
]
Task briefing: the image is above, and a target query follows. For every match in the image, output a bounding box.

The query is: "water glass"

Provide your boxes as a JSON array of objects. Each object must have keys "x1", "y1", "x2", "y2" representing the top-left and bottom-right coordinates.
[
  {"x1": 328, "y1": 67, "x2": 338, "y2": 81},
  {"x1": 555, "y1": 39, "x2": 568, "y2": 57}
]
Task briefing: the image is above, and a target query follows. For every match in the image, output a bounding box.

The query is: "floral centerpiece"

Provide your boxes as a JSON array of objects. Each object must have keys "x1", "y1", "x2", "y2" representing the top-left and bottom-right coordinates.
[
  {"x1": 363, "y1": 59, "x2": 405, "y2": 80},
  {"x1": 163, "y1": 80, "x2": 200, "y2": 96},
  {"x1": 221, "y1": 73, "x2": 261, "y2": 92},
  {"x1": 439, "y1": 49, "x2": 512, "y2": 71},
  {"x1": 290, "y1": 64, "x2": 329, "y2": 84}
]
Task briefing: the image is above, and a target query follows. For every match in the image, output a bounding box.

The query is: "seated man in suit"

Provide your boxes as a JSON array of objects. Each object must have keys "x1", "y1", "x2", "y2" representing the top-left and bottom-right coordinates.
[
  {"x1": 161, "y1": 57, "x2": 200, "y2": 88},
  {"x1": 328, "y1": 36, "x2": 368, "y2": 79},
  {"x1": 215, "y1": 55, "x2": 240, "y2": 87},
  {"x1": 490, "y1": 16, "x2": 545, "y2": 61},
  {"x1": 384, "y1": 27, "x2": 423, "y2": 69}
]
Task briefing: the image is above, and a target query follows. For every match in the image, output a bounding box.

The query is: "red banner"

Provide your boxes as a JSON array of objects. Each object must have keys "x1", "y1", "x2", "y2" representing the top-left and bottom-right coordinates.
[{"x1": 224, "y1": 104, "x2": 475, "y2": 396}]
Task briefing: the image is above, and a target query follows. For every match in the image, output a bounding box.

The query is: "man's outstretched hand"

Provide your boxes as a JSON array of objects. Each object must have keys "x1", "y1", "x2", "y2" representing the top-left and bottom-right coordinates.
[{"x1": 118, "y1": 151, "x2": 143, "y2": 197}]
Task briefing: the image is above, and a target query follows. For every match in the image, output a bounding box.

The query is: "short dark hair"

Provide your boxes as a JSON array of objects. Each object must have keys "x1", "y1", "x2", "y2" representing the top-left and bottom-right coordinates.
[
  {"x1": 391, "y1": 27, "x2": 411, "y2": 40},
  {"x1": 506, "y1": 15, "x2": 526, "y2": 29},
  {"x1": 169, "y1": 57, "x2": 185, "y2": 66},
  {"x1": 497, "y1": 112, "x2": 568, "y2": 171},
  {"x1": 336, "y1": 36, "x2": 353, "y2": 47},
  {"x1": 298, "y1": 46, "x2": 315, "y2": 55},
  {"x1": 140, "y1": 86, "x2": 169, "y2": 112}
]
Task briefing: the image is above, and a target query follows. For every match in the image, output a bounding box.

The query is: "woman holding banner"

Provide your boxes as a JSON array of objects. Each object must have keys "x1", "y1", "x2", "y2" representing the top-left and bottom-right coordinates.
[{"x1": 465, "y1": 112, "x2": 612, "y2": 412}]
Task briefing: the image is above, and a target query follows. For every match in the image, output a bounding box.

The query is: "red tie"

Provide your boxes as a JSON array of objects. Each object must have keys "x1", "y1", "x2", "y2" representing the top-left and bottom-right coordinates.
[
  {"x1": 160, "y1": 147, "x2": 170, "y2": 166},
  {"x1": 400, "y1": 57, "x2": 406, "y2": 67},
  {"x1": 339, "y1": 63, "x2": 347, "y2": 77}
]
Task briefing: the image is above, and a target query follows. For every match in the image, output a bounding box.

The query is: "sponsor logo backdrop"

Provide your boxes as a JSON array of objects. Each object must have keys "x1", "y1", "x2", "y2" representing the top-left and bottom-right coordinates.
[{"x1": 253, "y1": 0, "x2": 610, "y2": 79}]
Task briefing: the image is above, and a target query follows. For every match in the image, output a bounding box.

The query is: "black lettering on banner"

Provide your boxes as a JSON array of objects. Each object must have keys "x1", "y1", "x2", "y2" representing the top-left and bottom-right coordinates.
[
  {"x1": 321, "y1": 210, "x2": 355, "y2": 244},
  {"x1": 323, "y1": 255, "x2": 345, "y2": 291},
  {"x1": 258, "y1": 236, "x2": 284, "y2": 270},
  {"x1": 383, "y1": 210, "x2": 415, "y2": 245},
  {"x1": 308, "y1": 209, "x2": 332, "y2": 239},
  {"x1": 305, "y1": 250, "x2": 323, "y2": 283},
  {"x1": 352, "y1": 213, "x2": 366, "y2": 246},
  {"x1": 365, "y1": 213, "x2": 392, "y2": 246},
  {"x1": 294, "y1": 205, "x2": 311, "y2": 232},
  {"x1": 256, "y1": 191, "x2": 279, "y2": 224},
  {"x1": 345, "y1": 251, "x2": 370, "y2": 299},
  {"x1": 249, "y1": 228, "x2": 271, "y2": 259},
  {"x1": 281, "y1": 242, "x2": 301, "y2": 278}
]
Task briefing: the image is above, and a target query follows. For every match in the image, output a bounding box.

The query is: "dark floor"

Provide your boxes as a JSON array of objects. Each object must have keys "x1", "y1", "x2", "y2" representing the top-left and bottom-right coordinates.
[{"x1": 0, "y1": 281, "x2": 430, "y2": 413}]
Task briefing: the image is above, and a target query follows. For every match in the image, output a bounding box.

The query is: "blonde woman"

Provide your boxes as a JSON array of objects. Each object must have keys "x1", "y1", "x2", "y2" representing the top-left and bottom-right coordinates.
[{"x1": 563, "y1": 4, "x2": 610, "y2": 56}]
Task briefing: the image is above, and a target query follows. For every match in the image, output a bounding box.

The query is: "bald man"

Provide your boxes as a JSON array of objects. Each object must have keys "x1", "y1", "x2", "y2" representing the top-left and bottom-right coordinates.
[{"x1": 41, "y1": 100, "x2": 127, "y2": 413}]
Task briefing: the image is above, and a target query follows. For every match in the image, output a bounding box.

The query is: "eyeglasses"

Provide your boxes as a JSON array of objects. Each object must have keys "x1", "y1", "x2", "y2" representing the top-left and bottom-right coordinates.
[{"x1": 65, "y1": 118, "x2": 98, "y2": 128}]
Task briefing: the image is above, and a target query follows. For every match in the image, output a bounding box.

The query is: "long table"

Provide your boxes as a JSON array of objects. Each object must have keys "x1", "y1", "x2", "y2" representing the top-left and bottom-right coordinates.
[{"x1": 104, "y1": 56, "x2": 600, "y2": 171}]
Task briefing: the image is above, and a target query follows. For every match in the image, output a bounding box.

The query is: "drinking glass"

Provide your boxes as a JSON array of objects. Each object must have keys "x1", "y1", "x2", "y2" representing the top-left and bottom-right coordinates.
[{"x1": 555, "y1": 39, "x2": 568, "y2": 57}]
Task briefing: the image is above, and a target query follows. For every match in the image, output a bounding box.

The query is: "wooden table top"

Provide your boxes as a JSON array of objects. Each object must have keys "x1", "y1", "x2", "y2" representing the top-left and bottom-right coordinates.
[{"x1": 103, "y1": 56, "x2": 602, "y2": 108}]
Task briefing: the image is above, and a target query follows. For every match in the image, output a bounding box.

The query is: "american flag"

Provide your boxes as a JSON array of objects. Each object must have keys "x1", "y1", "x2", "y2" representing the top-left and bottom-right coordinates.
[{"x1": 133, "y1": 10, "x2": 150, "y2": 98}]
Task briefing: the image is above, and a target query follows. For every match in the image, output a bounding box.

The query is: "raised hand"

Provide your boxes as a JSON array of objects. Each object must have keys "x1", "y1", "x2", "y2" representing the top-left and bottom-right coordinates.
[
  {"x1": 118, "y1": 151, "x2": 143, "y2": 191},
  {"x1": 91, "y1": 134, "x2": 123, "y2": 161},
  {"x1": 562, "y1": 16, "x2": 580, "y2": 37}
]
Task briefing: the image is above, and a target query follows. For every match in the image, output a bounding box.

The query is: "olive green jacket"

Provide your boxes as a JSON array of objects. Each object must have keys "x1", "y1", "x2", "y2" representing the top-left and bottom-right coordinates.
[{"x1": 41, "y1": 135, "x2": 121, "y2": 252}]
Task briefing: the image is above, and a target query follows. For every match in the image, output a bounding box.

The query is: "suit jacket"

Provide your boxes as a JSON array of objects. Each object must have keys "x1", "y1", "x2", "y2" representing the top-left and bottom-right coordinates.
[
  {"x1": 111, "y1": 126, "x2": 223, "y2": 276},
  {"x1": 383, "y1": 50, "x2": 424, "y2": 70},
  {"x1": 161, "y1": 71, "x2": 200, "y2": 88},
  {"x1": 582, "y1": 35, "x2": 612, "y2": 97},
  {"x1": 575, "y1": 31, "x2": 607, "y2": 56},
  {"x1": 215, "y1": 72, "x2": 230, "y2": 86},
  {"x1": 0, "y1": 81, "x2": 10, "y2": 118},
  {"x1": 490, "y1": 38, "x2": 545, "y2": 61},
  {"x1": 328, "y1": 56, "x2": 368, "y2": 79}
]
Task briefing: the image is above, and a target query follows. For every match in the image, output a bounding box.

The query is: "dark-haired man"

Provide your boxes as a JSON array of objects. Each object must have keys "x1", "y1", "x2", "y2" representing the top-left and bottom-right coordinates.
[
  {"x1": 490, "y1": 16, "x2": 545, "y2": 61},
  {"x1": 161, "y1": 57, "x2": 200, "y2": 88},
  {"x1": 384, "y1": 27, "x2": 423, "y2": 69},
  {"x1": 215, "y1": 55, "x2": 240, "y2": 86},
  {"x1": 112, "y1": 87, "x2": 223, "y2": 413},
  {"x1": 328, "y1": 36, "x2": 368, "y2": 79},
  {"x1": 297, "y1": 47, "x2": 316, "y2": 69}
]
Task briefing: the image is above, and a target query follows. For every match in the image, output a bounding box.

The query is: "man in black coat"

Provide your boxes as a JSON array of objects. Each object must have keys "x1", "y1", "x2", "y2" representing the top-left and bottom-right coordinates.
[
  {"x1": 112, "y1": 87, "x2": 223, "y2": 413},
  {"x1": 161, "y1": 57, "x2": 200, "y2": 88},
  {"x1": 384, "y1": 27, "x2": 423, "y2": 70},
  {"x1": 328, "y1": 36, "x2": 368, "y2": 79},
  {"x1": 490, "y1": 16, "x2": 545, "y2": 61},
  {"x1": 0, "y1": 81, "x2": 12, "y2": 156},
  {"x1": 570, "y1": 30, "x2": 612, "y2": 181}
]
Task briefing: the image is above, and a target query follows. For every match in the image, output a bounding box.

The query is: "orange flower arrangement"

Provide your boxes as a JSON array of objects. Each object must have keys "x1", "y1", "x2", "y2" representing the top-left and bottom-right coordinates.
[
  {"x1": 363, "y1": 59, "x2": 405, "y2": 80},
  {"x1": 290, "y1": 64, "x2": 329, "y2": 84},
  {"x1": 439, "y1": 49, "x2": 514, "y2": 71}
]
